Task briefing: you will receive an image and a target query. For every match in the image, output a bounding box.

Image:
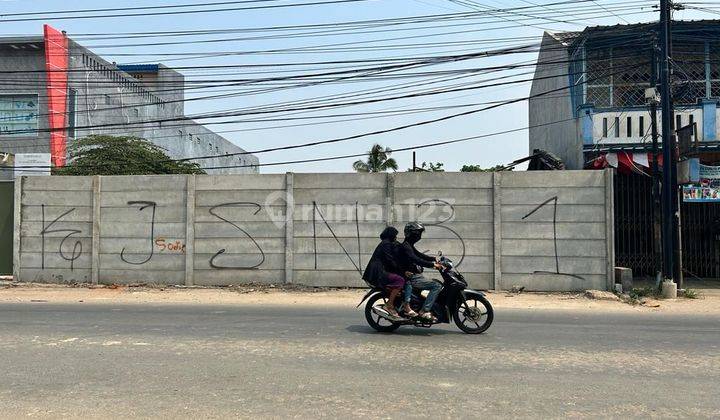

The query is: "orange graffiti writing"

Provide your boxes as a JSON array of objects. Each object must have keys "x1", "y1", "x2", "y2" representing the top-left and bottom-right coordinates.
[{"x1": 154, "y1": 237, "x2": 186, "y2": 254}]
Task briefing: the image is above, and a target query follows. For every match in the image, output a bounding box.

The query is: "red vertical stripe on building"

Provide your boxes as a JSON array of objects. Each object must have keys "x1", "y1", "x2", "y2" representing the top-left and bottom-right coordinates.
[{"x1": 44, "y1": 24, "x2": 69, "y2": 167}]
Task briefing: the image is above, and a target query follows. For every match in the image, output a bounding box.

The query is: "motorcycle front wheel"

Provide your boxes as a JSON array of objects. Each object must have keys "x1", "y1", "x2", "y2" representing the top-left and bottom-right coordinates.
[
  {"x1": 454, "y1": 294, "x2": 493, "y2": 334},
  {"x1": 364, "y1": 293, "x2": 401, "y2": 333}
]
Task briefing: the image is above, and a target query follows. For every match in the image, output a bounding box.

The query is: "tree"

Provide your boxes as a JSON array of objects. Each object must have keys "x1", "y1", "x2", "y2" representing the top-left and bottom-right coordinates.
[
  {"x1": 409, "y1": 161, "x2": 444, "y2": 172},
  {"x1": 420, "y1": 161, "x2": 444, "y2": 172},
  {"x1": 352, "y1": 144, "x2": 398, "y2": 173},
  {"x1": 54, "y1": 135, "x2": 206, "y2": 176},
  {"x1": 460, "y1": 164, "x2": 510, "y2": 172}
]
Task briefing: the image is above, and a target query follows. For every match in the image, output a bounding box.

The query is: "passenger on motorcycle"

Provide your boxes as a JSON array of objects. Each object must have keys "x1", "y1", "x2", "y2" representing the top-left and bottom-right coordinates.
[
  {"x1": 361, "y1": 227, "x2": 416, "y2": 321},
  {"x1": 398, "y1": 222, "x2": 443, "y2": 322}
]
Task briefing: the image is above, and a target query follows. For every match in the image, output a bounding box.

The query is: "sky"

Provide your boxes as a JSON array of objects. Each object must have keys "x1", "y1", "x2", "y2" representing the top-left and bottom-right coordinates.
[{"x1": 0, "y1": 0, "x2": 715, "y2": 173}]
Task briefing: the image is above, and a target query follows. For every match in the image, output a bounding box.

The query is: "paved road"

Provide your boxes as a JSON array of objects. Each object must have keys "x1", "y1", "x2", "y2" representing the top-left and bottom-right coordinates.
[{"x1": 0, "y1": 301, "x2": 718, "y2": 418}]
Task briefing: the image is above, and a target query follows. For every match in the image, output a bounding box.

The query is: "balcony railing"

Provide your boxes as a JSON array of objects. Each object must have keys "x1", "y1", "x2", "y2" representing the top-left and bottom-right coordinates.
[{"x1": 589, "y1": 109, "x2": 703, "y2": 145}]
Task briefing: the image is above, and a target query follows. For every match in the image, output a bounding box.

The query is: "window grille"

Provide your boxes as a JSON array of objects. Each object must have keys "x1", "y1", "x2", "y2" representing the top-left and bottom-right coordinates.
[
  {"x1": 709, "y1": 42, "x2": 720, "y2": 97},
  {"x1": 585, "y1": 47, "x2": 651, "y2": 108},
  {"x1": 584, "y1": 40, "x2": 720, "y2": 107},
  {"x1": 672, "y1": 42, "x2": 707, "y2": 105},
  {"x1": 586, "y1": 49, "x2": 612, "y2": 107}
]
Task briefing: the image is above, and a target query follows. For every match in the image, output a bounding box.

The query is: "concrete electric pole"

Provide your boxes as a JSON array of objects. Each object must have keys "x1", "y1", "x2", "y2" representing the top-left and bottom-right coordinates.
[{"x1": 659, "y1": 0, "x2": 678, "y2": 297}]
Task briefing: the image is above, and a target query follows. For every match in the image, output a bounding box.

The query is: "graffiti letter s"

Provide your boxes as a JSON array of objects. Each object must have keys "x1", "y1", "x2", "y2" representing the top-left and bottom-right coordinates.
[{"x1": 208, "y1": 202, "x2": 265, "y2": 270}]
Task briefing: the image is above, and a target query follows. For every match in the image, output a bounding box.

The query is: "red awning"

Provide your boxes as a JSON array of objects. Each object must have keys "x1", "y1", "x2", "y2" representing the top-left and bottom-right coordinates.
[{"x1": 590, "y1": 152, "x2": 654, "y2": 175}]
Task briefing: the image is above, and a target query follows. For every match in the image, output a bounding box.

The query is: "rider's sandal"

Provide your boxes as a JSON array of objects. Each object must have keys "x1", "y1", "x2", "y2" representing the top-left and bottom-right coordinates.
[
  {"x1": 403, "y1": 308, "x2": 419, "y2": 318},
  {"x1": 383, "y1": 305, "x2": 405, "y2": 321}
]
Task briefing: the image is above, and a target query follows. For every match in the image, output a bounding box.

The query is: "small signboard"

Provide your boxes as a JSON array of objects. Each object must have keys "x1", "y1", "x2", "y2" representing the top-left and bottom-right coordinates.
[
  {"x1": 678, "y1": 158, "x2": 700, "y2": 184},
  {"x1": 683, "y1": 164, "x2": 720, "y2": 202},
  {"x1": 14, "y1": 153, "x2": 51, "y2": 178}
]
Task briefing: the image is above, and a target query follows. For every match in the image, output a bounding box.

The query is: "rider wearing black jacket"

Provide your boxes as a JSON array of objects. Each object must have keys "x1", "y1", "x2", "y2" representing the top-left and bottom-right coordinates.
[
  {"x1": 396, "y1": 240, "x2": 436, "y2": 274},
  {"x1": 362, "y1": 227, "x2": 402, "y2": 287},
  {"x1": 362, "y1": 226, "x2": 416, "y2": 320},
  {"x1": 399, "y1": 222, "x2": 442, "y2": 322}
]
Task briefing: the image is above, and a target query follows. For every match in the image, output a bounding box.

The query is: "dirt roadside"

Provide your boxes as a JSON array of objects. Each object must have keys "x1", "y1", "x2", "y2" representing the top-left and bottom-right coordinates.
[{"x1": 1, "y1": 281, "x2": 718, "y2": 315}]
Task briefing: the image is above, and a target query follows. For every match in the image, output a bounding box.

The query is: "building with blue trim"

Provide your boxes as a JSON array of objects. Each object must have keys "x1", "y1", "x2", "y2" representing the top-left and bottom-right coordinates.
[{"x1": 529, "y1": 20, "x2": 720, "y2": 170}]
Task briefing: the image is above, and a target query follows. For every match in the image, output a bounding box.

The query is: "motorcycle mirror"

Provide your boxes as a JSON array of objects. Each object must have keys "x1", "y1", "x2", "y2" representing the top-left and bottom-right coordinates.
[{"x1": 437, "y1": 250, "x2": 443, "y2": 257}]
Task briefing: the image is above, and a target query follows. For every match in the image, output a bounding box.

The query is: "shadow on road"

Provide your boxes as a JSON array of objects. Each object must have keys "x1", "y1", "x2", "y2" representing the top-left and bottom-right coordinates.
[{"x1": 345, "y1": 324, "x2": 458, "y2": 336}]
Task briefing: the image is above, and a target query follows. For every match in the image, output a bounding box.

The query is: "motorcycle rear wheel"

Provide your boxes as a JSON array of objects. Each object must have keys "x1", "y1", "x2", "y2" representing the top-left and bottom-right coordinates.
[
  {"x1": 365, "y1": 293, "x2": 401, "y2": 333},
  {"x1": 454, "y1": 294, "x2": 493, "y2": 334}
]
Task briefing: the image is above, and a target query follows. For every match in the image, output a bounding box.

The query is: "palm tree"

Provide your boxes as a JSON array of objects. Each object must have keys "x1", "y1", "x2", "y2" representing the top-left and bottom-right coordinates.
[{"x1": 352, "y1": 144, "x2": 398, "y2": 172}]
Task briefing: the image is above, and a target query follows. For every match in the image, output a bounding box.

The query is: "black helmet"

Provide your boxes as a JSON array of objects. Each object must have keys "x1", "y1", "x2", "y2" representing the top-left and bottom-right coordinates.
[
  {"x1": 404, "y1": 222, "x2": 425, "y2": 236},
  {"x1": 404, "y1": 222, "x2": 425, "y2": 244}
]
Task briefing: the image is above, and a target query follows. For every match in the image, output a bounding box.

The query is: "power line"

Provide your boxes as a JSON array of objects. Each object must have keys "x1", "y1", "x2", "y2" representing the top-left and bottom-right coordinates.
[
  {"x1": 174, "y1": 61, "x2": 648, "y2": 163},
  {"x1": 589, "y1": 0, "x2": 632, "y2": 23},
  {"x1": 0, "y1": 2, "x2": 658, "y2": 170},
  {"x1": 0, "y1": 1, "x2": 300, "y2": 17},
  {"x1": 1, "y1": 114, "x2": 580, "y2": 172},
  {"x1": 0, "y1": 35, "x2": 654, "y2": 126},
  {"x1": 77, "y1": 7, "x2": 652, "y2": 58},
  {"x1": 1, "y1": 55, "x2": 647, "y2": 137},
  {"x1": 0, "y1": 90, "x2": 584, "y2": 153},
  {"x1": 4, "y1": 60, "x2": 644, "y2": 167},
  {"x1": 52, "y1": 1, "x2": 644, "y2": 43},
  {"x1": 0, "y1": 0, "x2": 377, "y2": 23}
]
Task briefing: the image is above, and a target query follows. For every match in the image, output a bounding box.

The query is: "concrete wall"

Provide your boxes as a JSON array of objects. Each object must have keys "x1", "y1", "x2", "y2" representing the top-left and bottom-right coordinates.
[
  {"x1": 529, "y1": 33, "x2": 584, "y2": 170},
  {"x1": 14, "y1": 171, "x2": 615, "y2": 291}
]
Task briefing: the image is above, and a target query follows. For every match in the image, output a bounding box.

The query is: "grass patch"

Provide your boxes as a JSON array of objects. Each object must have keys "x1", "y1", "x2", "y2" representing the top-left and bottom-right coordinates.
[
  {"x1": 683, "y1": 289, "x2": 701, "y2": 299},
  {"x1": 628, "y1": 286, "x2": 659, "y2": 300}
]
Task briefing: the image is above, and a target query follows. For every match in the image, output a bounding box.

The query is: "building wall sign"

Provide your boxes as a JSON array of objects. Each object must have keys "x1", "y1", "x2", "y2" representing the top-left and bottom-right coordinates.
[
  {"x1": 683, "y1": 164, "x2": 720, "y2": 202},
  {"x1": 14, "y1": 153, "x2": 51, "y2": 178},
  {"x1": 44, "y1": 24, "x2": 69, "y2": 167}
]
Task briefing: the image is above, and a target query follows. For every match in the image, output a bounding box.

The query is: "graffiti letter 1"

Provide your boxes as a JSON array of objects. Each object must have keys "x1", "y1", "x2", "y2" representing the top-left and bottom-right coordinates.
[{"x1": 522, "y1": 196, "x2": 584, "y2": 281}]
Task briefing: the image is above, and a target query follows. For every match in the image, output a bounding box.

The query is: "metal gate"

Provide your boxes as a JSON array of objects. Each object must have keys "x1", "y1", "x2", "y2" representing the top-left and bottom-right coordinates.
[
  {"x1": 0, "y1": 181, "x2": 13, "y2": 275},
  {"x1": 681, "y1": 201, "x2": 720, "y2": 278},
  {"x1": 615, "y1": 171, "x2": 720, "y2": 279},
  {"x1": 614, "y1": 173, "x2": 660, "y2": 277}
]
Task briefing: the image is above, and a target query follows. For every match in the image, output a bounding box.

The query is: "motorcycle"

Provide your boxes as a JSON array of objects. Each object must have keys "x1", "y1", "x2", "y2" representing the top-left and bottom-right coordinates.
[{"x1": 358, "y1": 252, "x2": 494, "y2": 334}]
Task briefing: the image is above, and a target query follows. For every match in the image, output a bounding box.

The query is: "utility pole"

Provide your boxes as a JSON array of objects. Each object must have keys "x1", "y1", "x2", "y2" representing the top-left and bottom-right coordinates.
[
  {"x1": 412, "y1": 151, "x2": 417, "y2": 172},
  {"x1": 659, "y1": 0, "x2": 678, "y2": 296},
  {"x1": 648, "y1": 42, "x2": 662, "y2": 278}
]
